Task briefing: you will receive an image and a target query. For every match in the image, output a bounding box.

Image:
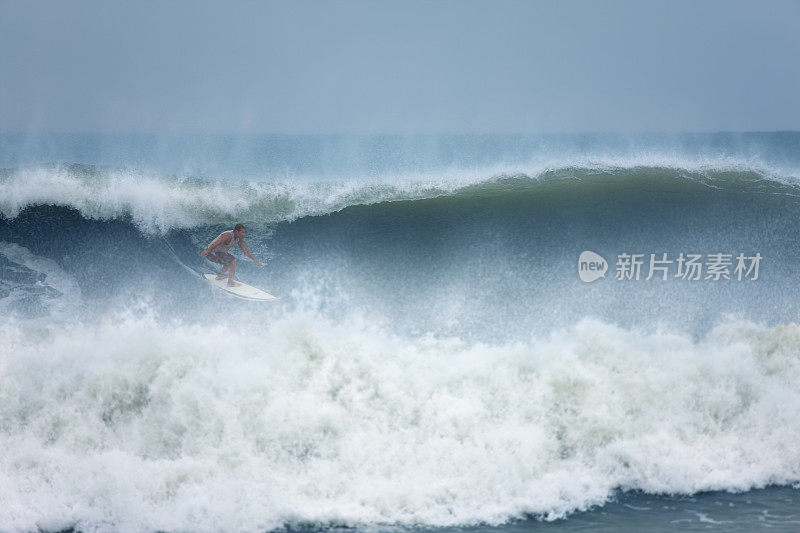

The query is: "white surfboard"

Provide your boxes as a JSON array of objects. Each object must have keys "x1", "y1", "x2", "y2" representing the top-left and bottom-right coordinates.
[{"x1": 203, "y1": 274, "x2": 278, "y2": 301}]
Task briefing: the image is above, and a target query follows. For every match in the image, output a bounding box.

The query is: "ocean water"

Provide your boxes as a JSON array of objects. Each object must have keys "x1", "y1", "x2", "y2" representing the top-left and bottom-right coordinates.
[{"x1": 1, "y1": 133, "x2": 799, "y2": 532}]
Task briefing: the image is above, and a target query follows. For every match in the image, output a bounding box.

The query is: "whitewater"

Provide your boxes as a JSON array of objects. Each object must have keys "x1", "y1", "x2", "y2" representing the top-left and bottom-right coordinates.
[
  {"x1": 1, "y1": 133, "x2": 799, "y2": 532},
  {"x1": 2, "y1": 312, "x2": 799, "y2": 532}
]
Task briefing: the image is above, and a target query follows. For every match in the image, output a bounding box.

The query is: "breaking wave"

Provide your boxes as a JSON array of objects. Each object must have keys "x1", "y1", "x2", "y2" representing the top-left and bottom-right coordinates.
[
  {"x1": 1, "y1": 312, "x2": 799, "y2": 532},
  {"x1": 1, "y1": 156, "x2": 797, "y2": 233}
]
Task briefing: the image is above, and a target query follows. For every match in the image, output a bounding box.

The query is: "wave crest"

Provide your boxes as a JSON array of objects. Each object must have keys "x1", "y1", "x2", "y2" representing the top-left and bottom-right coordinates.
[{"x1": 1, "y1": 158, "x2": 796, "y2": 234}]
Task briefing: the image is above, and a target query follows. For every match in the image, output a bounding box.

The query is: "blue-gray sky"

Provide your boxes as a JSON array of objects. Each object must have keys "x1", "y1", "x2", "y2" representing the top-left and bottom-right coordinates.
[{"x1": 1, "y1": 0, "x2": 799, "y2": 134}]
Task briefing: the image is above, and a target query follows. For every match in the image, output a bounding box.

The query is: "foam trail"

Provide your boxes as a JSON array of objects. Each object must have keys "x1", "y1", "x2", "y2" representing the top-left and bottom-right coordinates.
[
  {"x1": 1, "y1": 312, "x2": 798, "y2": 532},
  {"x1": 0, "y1": 242, "x2": 82, "y2": 319}
]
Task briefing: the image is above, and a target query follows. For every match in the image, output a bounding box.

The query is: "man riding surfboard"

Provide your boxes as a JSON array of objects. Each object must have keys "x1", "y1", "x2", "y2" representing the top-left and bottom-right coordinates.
[{"x1": 200, "y1": 224, "x2": 263, "y2": 286}]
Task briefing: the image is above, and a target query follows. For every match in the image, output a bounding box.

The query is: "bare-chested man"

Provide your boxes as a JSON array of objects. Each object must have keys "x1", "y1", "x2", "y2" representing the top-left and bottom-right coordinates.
[{"x1": 200, "y1": 224, "x2": 263, "y2": 287}]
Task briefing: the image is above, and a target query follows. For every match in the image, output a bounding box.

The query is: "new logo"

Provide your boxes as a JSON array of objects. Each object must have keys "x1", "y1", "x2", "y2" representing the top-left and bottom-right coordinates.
[{"x1": 578, "y1": 251, "x2": 608, "y2": 283}]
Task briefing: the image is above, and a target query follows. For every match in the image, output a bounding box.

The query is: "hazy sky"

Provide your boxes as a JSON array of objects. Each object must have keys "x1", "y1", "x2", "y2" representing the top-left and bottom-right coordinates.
[{"x1": 1, "y1": 0, "x2": 799, "y2": 134}]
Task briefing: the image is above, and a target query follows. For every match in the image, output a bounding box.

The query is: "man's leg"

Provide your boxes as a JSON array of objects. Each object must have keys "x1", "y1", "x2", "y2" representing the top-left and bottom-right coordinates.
[
  {"x1": 227, "y1": 258, "x2": 241, "y2": 287},
  {"x1": 212, "y1": 253, "x2": 234, "y2": 280},
  {"x1": 215, "y1": 263, "x2": 230, "y2": 279},
  {"x1": 227, "y1": 259, "x2": 240, "y2": 286}
]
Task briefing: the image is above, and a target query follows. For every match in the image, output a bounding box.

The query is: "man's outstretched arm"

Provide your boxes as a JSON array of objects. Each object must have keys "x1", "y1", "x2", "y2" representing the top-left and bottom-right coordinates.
[{"x1": 239, "y1": 240, "x2": 263, "y2": 266}]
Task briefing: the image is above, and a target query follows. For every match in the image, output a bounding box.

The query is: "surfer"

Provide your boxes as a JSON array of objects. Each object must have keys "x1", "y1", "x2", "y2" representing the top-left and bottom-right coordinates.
[{"x1": 200, "y1": 224, "x2": 263, "y2": 287}]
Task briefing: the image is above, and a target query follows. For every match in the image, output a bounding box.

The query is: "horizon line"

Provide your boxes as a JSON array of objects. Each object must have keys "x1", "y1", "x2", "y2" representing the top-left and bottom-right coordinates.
[{"x1": 1, "y1": 130, "x2": 799, "y2": 137}]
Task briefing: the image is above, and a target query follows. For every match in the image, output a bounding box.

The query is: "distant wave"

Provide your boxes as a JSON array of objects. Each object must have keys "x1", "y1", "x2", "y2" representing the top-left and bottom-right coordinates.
[{"x1": 1, "y1": 157, "x2": 798, "y2": 234}]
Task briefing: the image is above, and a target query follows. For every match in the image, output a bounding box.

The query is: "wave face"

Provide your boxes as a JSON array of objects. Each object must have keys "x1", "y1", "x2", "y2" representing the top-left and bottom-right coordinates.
[
  {"x1": 3, "y1": 160, "x2": 800, "y2": 335},
  {"x1": 1, "y1": 133, "x2": 800, "y2": 531}
]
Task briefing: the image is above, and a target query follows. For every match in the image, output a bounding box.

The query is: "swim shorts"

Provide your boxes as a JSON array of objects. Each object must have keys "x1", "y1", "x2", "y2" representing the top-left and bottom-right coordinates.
[{"x1": 207, "y1": 251, "x2": 235, "y2": 266}]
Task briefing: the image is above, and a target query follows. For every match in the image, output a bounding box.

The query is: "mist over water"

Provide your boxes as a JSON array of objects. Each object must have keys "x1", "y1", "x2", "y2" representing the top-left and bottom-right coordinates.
[
  {"x1": 1, "y1": 133, "x2": 800, "y2": 531},
  {"x1": 3, "y1": 132, "x2": 800, "y2": 180}
]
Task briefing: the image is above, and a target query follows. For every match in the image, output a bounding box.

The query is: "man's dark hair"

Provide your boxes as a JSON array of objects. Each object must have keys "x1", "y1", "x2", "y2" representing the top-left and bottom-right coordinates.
[{"x1": 234, "y1": 223, "x2": 245, "y2": 232}]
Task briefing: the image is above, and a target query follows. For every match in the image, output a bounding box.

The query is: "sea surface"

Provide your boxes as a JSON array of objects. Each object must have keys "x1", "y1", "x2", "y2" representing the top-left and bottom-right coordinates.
[{"x1": 1, "y1": 133, "x2": 799, "y2": 532}]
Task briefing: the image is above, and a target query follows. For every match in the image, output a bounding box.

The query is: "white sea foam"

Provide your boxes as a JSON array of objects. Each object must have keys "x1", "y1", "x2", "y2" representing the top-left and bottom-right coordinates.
[
  {"x1": 0, "y1": 166, "x2": 475, "y2": 234},
  {"x1": 1, "y1": 312, "x2": 798, "y2": 532},
  {"x1": 1, "y1": 155, "x2": 796, "y2": 234},
  {"x1": 0, "y1": 242, "x2": 82, "y2": 319}
]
